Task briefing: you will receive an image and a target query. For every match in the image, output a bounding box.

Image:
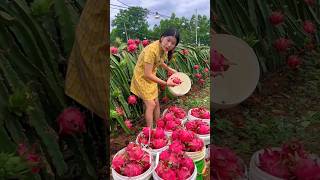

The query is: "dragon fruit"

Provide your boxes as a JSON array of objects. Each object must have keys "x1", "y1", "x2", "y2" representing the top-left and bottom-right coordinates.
[
  {"x1": 164, "y1": 106, "x2": 186, "y2": 119},
  {"x1": 303, "y1": 20, "x2": 316, "y2": 34},
  {"x1": 172, "y1": 77, "x2": 182, "y2": 85},
  {"x1": 142, "y1": 39, "x2": 149, "y2": 47},
  {"x1": 57, "y1": 107, "x2": 86, "y2": 135},
  {"x1": 274, "y1": 38, "x2": 292, "y2": 52},
  {"x1": 171, "y1": 129, "x2": 204, "y2": 152},
  {"x1": 156, "y1": 113, "x2": 183, "y2": 132},
  {"x1": 210, "y1": 145, "x2": 245, "y2": 180},
  {"x1": 112, "y1": 143, "x2": 151, "y2": 176},
  {"x1": 257, "y1": 141, "x2": 320, "y2": 179},
  {"x1": 127, "y1": 95, "x2": 137, "y2": 105},
  {"x1": 155, "y1": 149, "x2": 195, "y2": 180},
  {"x1": 137, "y1": 127, "x2": 168, "y2": 149},
  {"x1": 185, "y1": 120, "x2": 210, "y2": 135},
  {"x1": 191, "y1": 107, "x2": 210, "y2": 119},
  {"x1": 269, "y1": 11, "x2": 285, "y2": 26}
]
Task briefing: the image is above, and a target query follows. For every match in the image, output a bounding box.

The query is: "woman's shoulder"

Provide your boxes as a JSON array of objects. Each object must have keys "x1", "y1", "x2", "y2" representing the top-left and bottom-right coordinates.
[{"x1": 143, "y1": 40, "x2": 159, "y2": 53}]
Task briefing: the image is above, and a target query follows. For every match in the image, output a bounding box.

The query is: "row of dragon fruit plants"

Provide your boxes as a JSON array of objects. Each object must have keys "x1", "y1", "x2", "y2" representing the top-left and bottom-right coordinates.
[{"x1": 109, "y1": 39, "x2": 210, "y2": 133}]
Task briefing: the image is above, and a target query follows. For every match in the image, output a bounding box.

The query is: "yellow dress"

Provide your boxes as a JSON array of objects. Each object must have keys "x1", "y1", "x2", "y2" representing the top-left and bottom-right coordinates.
[{"x1": 130, "y1": 40, "x2": 167, "y2": 100}]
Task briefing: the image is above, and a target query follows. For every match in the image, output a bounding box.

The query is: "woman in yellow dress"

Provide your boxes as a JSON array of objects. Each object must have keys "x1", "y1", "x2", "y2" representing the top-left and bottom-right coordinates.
[{"x1": 130, "y1": 28, "x2": 180, "y2": 128}]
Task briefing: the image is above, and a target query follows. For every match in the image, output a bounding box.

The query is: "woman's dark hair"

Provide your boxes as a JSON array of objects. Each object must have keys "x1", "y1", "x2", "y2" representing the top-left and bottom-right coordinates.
[{"x1": 160, "y1": 28, "x2": 180, "y2": 61}]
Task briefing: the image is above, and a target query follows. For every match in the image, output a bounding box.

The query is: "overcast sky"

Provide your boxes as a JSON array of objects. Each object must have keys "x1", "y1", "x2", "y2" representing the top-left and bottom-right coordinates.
[{"x1": 110, "y1": 0, "x2": 210, "y2": 30}]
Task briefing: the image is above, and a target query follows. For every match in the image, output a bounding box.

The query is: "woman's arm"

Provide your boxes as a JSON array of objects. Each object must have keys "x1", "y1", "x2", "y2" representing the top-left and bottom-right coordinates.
[
  {"x1": 144, "y1": 63, "x2": 167, "y2": 85},
  {"x1": 160, "y1": 62, "x2": 177, "y2": 73},
  {"x1": 144, "y1": 63, "x2": 177, "y2": 87}
]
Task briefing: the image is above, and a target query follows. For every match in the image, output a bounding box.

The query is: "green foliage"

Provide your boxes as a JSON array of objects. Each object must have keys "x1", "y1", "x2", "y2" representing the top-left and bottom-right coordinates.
[
  {"x1": 111, "y1": 7, "x2": 150, "y2": 41},
  {"x1": 0, "y1": 153, "x2": 30, "y2": 179}
]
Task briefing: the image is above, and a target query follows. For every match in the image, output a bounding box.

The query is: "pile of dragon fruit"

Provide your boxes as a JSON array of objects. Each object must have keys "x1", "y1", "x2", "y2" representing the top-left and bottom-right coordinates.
[
  {"x1": 257, "y1": 141, "x2": 320, "y2": 179},
  {"x1": 112, "y1": 142, "x2": 152, "y2": 177},
  {"x1": 137, "y1": 127, "x2": 169, "y2": 150},
  {"x1": 155, "y1": 146, "x2": 195, "y2": 179}
]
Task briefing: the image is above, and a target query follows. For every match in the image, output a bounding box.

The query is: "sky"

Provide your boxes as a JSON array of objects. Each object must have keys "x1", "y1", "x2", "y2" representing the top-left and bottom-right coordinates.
[{"x1": 110, "y1": 0, "x2": 210, "y2": 30}]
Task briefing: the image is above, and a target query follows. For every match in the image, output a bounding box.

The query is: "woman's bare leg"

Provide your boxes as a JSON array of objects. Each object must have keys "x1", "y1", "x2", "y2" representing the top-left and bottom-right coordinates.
[
  {"x1": 154, "y1": 98, "x2": 160, "y2": 123},
  {"x1": 143, "y1": 99, "x2": 156, "y2": 128}
]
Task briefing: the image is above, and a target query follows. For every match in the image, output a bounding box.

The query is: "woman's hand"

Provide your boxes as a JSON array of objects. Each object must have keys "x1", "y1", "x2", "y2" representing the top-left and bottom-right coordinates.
[{"x1": 166, "y1": 81, "x2": 178, "y2": 87}]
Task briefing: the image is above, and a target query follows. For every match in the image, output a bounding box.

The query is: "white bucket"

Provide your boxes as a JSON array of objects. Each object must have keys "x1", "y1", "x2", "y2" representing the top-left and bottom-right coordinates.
[
  {"x1": 249, "y1": 148, "x2": 320, "y2": 180},
  {"x1": 135, "y1": 132, "x2": 169, "y2": 158},
  {"x1": 186, "y1": 147, "x2": 206, "y2": 162},
  {"x1": 249, "y1": 148, "x2": 285, "y2": 180},
  {"x1": 111, "y1": 147, "x2": 154, "y2": 180},
  {"x1": 152, "y1": 158, "x2": 197, "y2": 180},
  {"x1": 162, "y1": 108, "x2": 188, "y2": 124},
  {"x1": 187, "y1": 109, "x2": 210, "y2": 123},
  {"x1": 197, "y1": 133, "x2": 210, "y2": 146}
]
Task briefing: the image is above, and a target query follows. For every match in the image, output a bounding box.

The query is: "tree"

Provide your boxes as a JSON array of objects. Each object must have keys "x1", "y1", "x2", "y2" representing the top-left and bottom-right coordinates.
[
  {"x1": 151, "y1": 13, "x2": 210, "y2": 46},
  {"x1": 111, "y1": 7, "x2": 150, "y2": 41}
]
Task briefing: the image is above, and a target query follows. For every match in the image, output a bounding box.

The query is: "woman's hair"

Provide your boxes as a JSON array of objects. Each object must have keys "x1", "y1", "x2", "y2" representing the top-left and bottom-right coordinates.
[{"x1": 160, "y1": 28, "x2": 180, "y2": 61}]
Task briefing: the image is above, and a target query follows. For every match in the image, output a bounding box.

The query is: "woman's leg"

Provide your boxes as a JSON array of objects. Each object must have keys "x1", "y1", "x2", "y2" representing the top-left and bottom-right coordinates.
[
  {"x1": 154, "y1": 98, "x2": 160, "y2": 122},
  {"x1": 143, "y1": 99, "x2": 156, "y2": 128}
]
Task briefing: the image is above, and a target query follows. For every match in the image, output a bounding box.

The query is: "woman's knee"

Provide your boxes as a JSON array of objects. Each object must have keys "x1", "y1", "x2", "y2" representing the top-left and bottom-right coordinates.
[{"x1": 145, "y1": 100, "x2": 156, "y2": 109}]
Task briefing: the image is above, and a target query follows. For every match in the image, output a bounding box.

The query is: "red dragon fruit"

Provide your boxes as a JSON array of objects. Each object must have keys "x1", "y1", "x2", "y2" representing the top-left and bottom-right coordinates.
[
  {"x1": 210, "y1": 145, "x2": 245, "y2": 180},
  {"x1": 191, "y1": 107, "x2": 210, "y2": 119},
  {"x1": 287, "y1": 55, "x2": 302, "y2": 69},
  {"x1": 269, "y1": 11, "x2": 285, "y2": 26},
  {"x1": 127, "y1": 95, "x2": 137, "y2": 105},
  {"x1": 57, "y1": 107, "x2": 86, "y2": 135},
  {"x1": 274, "y1": 38, "x2": 292, "y2": 52},
  {"x1": 127, "y1": 44, "x2": 137, "y2": 53},
  {"x1": 303, "y1": 20, "x2": 316, "y2": 34},
  {"x1": 164, "y1": 106, "x2": 186, "y2": 119},
  {"x1": 142, "y1": 39, "x2": 149, "y2": 47},
  {"x1": 172, "y1": 77, "x2": 182, "y2": 85},
  {"x1": 112, "y1": 143, "x2": 151, "y2": 176}
]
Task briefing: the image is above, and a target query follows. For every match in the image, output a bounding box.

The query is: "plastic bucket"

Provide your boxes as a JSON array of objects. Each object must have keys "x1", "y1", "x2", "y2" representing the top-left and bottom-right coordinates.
[
  {"x1": 111, "y1": 147, "x2": 154, "y2": 180},
  {"x1": 187, "y1": 109, "x2": 210, "y2": 123},
  {"x1": 135, "y1": 132, "x2": 169, "y2": 158},
  {"x1": 249, "y1": 148, "x2": 284, "y2": 180},
  {"x1": 162, "y1": 108, "x2": 188, "y2": 124},
  {"x1": 249, "y1": 148, "x2": 319, "y2": 180},
  {"x1": 152, "y1": 160, "x2": 197, "y2": 180},
  {"x1": 195, "y1": 158, "x2": 206, "y2": 180},
  {"x1": 186, "y1": 147, "x2": 206, "y2": 162},
  {"x1": 197, "y1": 134, "x2": 210, "y2": 146}
]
